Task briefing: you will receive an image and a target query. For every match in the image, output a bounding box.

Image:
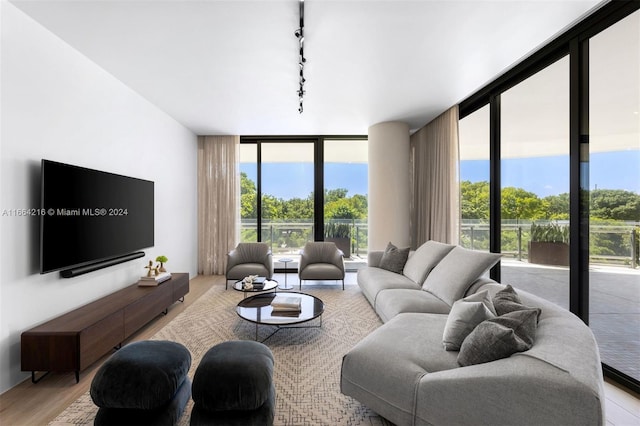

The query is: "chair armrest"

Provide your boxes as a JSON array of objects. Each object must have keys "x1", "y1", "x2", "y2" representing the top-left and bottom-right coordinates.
[{"x1": 225, "y1": 249, "x2": 241, "y2": 274}]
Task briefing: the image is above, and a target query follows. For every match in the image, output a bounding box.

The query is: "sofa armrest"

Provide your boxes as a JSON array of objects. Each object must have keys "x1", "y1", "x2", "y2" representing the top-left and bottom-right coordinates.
[
  {"x1": 415, "y1": 356, "x2": 604, "y2": 426},
  {"x1": 367, "y1": 251, "x2": 384, "y2": 267}
]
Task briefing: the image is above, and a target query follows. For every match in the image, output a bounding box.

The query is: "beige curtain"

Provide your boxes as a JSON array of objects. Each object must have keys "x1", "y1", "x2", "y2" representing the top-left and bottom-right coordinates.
[
  {"x1": 409, "y1": 105, "x2": 460, "y2": 247},
  {"x1": 197, "y1": 135, "x2": 240, "y2": 275}
]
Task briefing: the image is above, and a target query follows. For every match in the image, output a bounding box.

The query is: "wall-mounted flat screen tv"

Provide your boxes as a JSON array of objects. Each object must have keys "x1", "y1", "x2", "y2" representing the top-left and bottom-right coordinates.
[{"x1": 40, "y1": 159, "x2": 154, "y2": 275}]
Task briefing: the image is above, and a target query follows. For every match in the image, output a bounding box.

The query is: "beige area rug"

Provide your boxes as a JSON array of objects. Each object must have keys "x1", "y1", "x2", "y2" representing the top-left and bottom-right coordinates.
[{"x1": 50, "y1": 282, "x2": 394, "y2": 426}]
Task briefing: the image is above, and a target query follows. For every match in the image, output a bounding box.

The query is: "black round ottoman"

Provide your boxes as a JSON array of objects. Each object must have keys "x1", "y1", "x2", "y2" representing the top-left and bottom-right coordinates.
[
  {"x1": 90, "y1": 340, "x2": 192, "y2": 426},
  {"x1": 190, "y1": 340, "x2": 275, "y2": 426}
]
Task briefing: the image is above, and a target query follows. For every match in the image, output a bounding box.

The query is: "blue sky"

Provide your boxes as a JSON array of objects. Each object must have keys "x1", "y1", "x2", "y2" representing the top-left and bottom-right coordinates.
[{"x1": 242, "y1": 151, "x2": 639, "y2": 200}]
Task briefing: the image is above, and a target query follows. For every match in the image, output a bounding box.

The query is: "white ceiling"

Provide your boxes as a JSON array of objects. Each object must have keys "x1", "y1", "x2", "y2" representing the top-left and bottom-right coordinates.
[{"x1": 10, "y1": 0, "x2": 605, "y2": 136}]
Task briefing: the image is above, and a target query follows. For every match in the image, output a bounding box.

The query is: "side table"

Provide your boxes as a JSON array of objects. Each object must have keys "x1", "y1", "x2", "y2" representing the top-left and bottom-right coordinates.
[{"x1": 278, "y1": 258, "x2": 294, "y2": 290}]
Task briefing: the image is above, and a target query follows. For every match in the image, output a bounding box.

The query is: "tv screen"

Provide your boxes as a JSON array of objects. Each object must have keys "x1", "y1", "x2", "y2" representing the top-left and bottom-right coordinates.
[{"x1": 40, "y1": 160, "x2": 154, "y2": 274}]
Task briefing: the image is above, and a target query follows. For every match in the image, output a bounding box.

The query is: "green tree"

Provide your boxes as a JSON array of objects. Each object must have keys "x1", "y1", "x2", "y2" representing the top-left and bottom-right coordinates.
[
  {"x1": 240, "y1": 172, "x2": 257, "y2": 219},
  {"x1": 501, "y1": 187, "x2": 547, "y2": 220},
  {"x1": 460, "y1": 181, "x2": 490, "y2": 219},
  {"x1": 590, "y1": 189, "x2": 640, "y2": 221},
  {"x1": 543, "y1": 193, "x2": 570, "y2": 220},
  {"x1": 325, "y1": 188, "x2": 349, "y2": 204}
]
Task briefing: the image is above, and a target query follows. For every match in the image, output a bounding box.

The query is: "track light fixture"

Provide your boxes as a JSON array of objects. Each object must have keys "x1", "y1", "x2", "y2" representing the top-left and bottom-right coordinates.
[{"x1": 295, "y1": 0, "x2": 305, "y2": 114}]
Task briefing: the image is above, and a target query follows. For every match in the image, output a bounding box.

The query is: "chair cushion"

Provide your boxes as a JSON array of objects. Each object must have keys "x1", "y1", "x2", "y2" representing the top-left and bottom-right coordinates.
[
  {"x1": 299, "y1": 264, "x2": 344, "y2": 280},
  {"x1": 227, "y1": 264, "x2": 270, "y2": 280},
  {"x1": 192, "y1": 341, "x2": 274, "y2": 411},
  {"x1": 90, "y1": 340, "x2": 191, "y2": 410},
  {"x1": 403, "y1": 240, "x2": 455, "y2": 285}
]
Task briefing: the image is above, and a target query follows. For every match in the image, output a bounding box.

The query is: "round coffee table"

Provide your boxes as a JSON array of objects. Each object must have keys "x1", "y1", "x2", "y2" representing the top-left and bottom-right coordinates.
[
  {"x1": 236, "y1": 292, "x2": 324, "y2": 341},
  {"x1": 232, "y1": 278, "x2": 278, "y2": 298}
]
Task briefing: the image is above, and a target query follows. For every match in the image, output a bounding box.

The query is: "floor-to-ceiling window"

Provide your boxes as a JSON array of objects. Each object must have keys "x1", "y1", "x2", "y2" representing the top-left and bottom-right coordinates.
[
  {"x1": 323, "y1": 139, "x2": 368, "y2": 259},
  {"x1": 459, "y1": 104, "x2": 490, "y2": 252},
  {"x1": 500, "y1": 56, "x2": 571, "y2": 310},
  {"x1": 240, "y1": 136, "x2": 368, "y2": 266},
  {"x1": 458, "y1": 1, "x2": 639, "y2": 392},
  {"x1": 260, "y1": 142, "x2": 315, "y2": 257},
  {"x1": 588, "y1": 9, "x2": 640, "y2": 384}
]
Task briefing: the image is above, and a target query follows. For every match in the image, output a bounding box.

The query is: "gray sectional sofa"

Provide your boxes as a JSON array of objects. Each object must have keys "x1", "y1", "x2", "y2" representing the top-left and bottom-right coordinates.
[{"x1": 341, "y1": 241, "x2": 605, "y2": 426}]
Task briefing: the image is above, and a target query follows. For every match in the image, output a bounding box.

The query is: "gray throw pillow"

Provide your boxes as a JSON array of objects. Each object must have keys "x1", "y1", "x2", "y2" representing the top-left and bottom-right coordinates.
[
  {"x1": 457, "y1": 308, "x2": 540, "y2": 366},
  {"x1": 378, "y1": 242, "x2": 410, "y2": 274},
  {"x1": 422, "y1": 246, "x2": 502, "y2": 306},
  {"x1": 493, "y1": 284, "x2": 540, "y2": 316},
  {"x1": 403, "y1": 240, "x2": 455, "y2": 285},
  {"x1": 442, "y1": 290, "x2": 496, "y2": 351}
]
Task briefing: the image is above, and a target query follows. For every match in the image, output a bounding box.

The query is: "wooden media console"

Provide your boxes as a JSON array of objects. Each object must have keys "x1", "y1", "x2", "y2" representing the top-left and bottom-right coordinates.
[{"x1": 21, "y1": 273, "x2": 189, "y2": 383}]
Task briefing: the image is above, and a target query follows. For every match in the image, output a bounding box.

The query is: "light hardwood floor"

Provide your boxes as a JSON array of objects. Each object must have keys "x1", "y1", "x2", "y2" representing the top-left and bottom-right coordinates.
[{"x1": 1, "y1": 274, "x2": 638, "y2": 426}]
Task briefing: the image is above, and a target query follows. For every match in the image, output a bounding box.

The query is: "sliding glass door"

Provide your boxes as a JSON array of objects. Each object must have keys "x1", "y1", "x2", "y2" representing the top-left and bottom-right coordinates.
[
  {"x1": 588, "y1": 9, "x2": 640, "y2": 384},
  {"x1": 500, "y1": 56, "x2": 571, "y2": 310}
]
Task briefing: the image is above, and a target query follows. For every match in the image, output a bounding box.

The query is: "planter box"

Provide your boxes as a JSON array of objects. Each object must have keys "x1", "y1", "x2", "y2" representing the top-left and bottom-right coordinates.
[
  {"x1": 326, "y1": 237, "x2": 351, "y2": 258},
  {"x1": 528, "y1": 241, "x2": 569, "y2": 266}
]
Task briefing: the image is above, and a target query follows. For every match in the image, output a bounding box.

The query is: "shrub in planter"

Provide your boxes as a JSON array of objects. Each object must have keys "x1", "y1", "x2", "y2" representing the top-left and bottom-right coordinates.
[
  {"x1": 325, "y1": 222, "x2": 351, "y2": 258},
  {"x1": 528, "y1": 222, "x2": 569, "y2": 266}
]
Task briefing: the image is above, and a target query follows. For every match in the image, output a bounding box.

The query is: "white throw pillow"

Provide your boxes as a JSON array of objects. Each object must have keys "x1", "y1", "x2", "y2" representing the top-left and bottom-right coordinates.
[
  {"x1": 423, "y1": 246, "x2": 502, "y2": 306},
  {"x1": 442, "y1": 290, "x2": 497, "y2": 351}
]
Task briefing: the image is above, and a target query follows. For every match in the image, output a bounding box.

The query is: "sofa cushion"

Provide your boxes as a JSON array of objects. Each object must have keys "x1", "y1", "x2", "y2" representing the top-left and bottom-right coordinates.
[
  {"x1": 442, "y1": 290, "x2": 496, "y2": 351},
  {"x1": 492, "y1": 284, "x2": 541, "y2": 316},
  {"x1": 357, "y1": 267, "x2": 421, "y2": 307},
  {"x1": 403, "y1": 240, "x2": 455, "y2": 285},
  {"x1": 379, "y1": 242, "x2": 410, "y2": 274},
  {"x1": 457, "y1": 308, "x2": 540, "y2": 366},
  {"x1": 422, "y1": 246, "x2": 502, "y2": 306},
  {"x1": 375, "y1": 289, "x2": 451, "y2": 323}
]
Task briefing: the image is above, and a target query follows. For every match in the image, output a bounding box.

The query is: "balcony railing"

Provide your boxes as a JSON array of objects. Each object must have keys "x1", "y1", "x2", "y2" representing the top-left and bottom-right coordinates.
[
  {"x1": 461, "y1": 219, "x2": 639, "y2": 268},
  {"x1": 241, "y1": 218, "x2": 638, "y2": 268},
  {"x1": 240, "y1": 219, "x2": 369, "y2": 258}
]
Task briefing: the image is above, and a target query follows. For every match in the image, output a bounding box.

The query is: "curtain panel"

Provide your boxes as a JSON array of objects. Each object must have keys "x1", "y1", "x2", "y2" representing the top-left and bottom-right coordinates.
[
  {"x1": 409, "y1": 105, "x2": 460, "y2": 247},
  {"x1": 197, "y1": 135, "x2": 240, "y2": 275}
]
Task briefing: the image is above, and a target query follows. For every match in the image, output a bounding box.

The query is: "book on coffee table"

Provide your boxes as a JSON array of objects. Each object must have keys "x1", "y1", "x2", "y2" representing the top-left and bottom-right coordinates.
[{"x1": 270, "y1": 295, "x2": 302, "y2": 312}]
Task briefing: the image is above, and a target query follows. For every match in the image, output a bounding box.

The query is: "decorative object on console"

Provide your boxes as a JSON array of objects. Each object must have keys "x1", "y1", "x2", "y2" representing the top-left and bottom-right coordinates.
[
  {"x1": 139, "y1": 271, "x2": 172, "y2": 286},
  {"x1": 156, "y1": 255, "x2": 168, "y2": 272}
]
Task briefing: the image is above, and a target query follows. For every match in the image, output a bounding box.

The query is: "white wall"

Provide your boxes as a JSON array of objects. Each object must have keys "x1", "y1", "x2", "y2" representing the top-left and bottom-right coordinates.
[
  {"x1": 368, "y1": 121, "x2": 410, "y2": 250},
  {"x1": 0, "y1": 2, "x2": 198, "y2": 393}
]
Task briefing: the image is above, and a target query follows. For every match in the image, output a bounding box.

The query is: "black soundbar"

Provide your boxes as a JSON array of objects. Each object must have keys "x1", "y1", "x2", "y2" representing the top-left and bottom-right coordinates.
[{"x1": 60, "y1": 251, "x2": 145, "y2": 278}]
